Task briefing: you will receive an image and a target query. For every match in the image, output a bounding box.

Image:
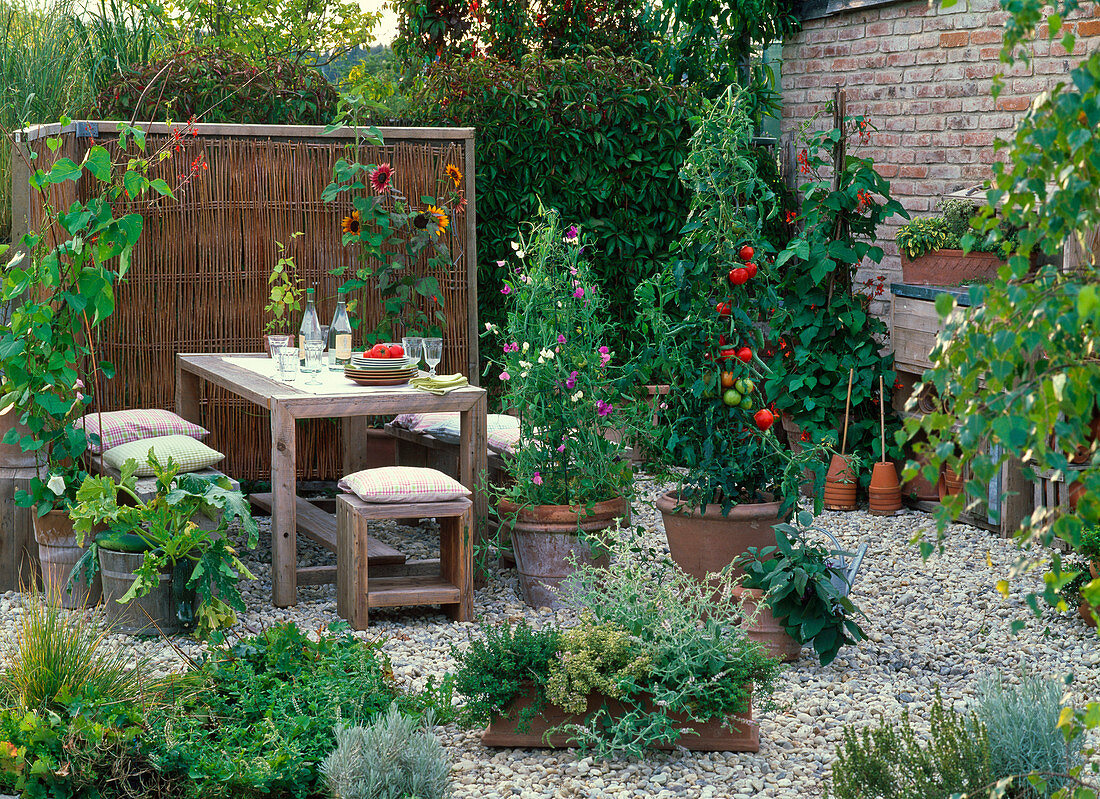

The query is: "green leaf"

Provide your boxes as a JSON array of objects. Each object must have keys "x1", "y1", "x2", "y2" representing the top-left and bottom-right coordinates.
[{"x1": 83, "y1": 146, "x2": 112, "y2": 181}]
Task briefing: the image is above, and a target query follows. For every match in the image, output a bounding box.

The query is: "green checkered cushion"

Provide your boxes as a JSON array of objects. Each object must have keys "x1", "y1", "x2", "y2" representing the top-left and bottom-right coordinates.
[
  {"x1": 338, "y1": 466, "x2": 470, "y2": 504},
  {"x1": 102, "y1": 435, "x2": 225, "y2": 477}
]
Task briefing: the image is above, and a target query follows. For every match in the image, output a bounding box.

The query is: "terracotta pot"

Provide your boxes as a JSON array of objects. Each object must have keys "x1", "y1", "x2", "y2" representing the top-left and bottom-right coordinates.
[
  {"x1": 657, "y1": 491, "x2": 787, "y2": 582},
  {"x1": 481, "y1": 682, "x2": 759, "y2": 752},
  {"x1": 497, "y1": 497, "x2": 627, "y2": 609},
  {"x1": 868, "y1": 462, "x2": 902, "y2": 515},
  {"x1": 1068, "y1": 478, "x2": 1087, "y2": 513},
  {"x1": 732, "y1": 586, "x2": 801, "y2": 662},
  {"x1": 938, "y1": 466, "x2": 964, "y2": 500},
  {"x1": 823, "y1": 454, "x2": 858, "y2": 511},
  {"x1": 901, "y1": 249, "x2": 1004, "y2": 286},
  {"x1": 32, "y1": 510, "x2": 102, "y2": 609},
  {"x1": 1079, "y1": 599, "x2": 1098, "y2": 629}
]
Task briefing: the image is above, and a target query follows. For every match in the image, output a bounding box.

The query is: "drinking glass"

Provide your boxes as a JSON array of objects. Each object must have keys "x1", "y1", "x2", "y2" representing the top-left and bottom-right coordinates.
[
  {"x1": 402, "y1": 336, "x2": 423, "y2": 367},
  {"x1": 319, "y1": 326, "x2": 330, "y2": 352},
  {"x1": 277, "y1": 346, "x2": 299, "y2": 381},
  {"x1": 424, "y1": 338, "x2": 443, "y2": 377},
  {"x1": 267, "y1": 334, "x2": 289, "y2": 361},
  {"x1": 303, "y1": 341, "x2": 325, "y2": 385}
]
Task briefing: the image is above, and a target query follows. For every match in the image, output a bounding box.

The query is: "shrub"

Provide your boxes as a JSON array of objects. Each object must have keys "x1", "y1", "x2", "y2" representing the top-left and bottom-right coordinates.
[
  {"x1": 95, "y1": 47, "x2": 338, "y2": 124},
  {"x1": 322, "y1": 706, "x2": 450, "y2": 799},
  {"x1": 145, "y1": 623, "x2": 447, "y2": 799},
  {"x1": 827, "y1": 692, "x2": 994, "y2": 799},
  {"x1": 975, "y1": 670, "x2": 1083, "y2": 797},
  {"x1": 408, "y1": 54, "x2": 698, "y2": 340}
]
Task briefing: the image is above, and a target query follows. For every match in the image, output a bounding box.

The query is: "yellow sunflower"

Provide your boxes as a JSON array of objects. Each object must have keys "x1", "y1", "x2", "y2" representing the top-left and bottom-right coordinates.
[
  {"x1": 342, "y1": 210, "x2": 360, "y2": 235},
  {"x1": 428, "y1": 205, "x2": 449, "y2": 234},
  {"x1": 445, "y1": 163, "x2": 463, "y2": 188}
]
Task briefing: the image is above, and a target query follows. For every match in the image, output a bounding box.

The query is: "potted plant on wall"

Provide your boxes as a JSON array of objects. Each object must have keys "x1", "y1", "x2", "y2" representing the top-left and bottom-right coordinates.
[
  {"x1": 638, "y1": 87, "x2": 828, "y2": 581},
  {"x1": 485, "y1": 209, "x2": 643, "y2": 608},
  {"x1": 263, "y1": 232, "x2": 305, "y2": 354},
  {"x1": 0, "y1": 123, "x2": 172, "y2": 607},
  {"x1": 68, "y1": 454, "x2": 258, "y2": 637},
  {"x1": 895, "y1": 198, "x2": 1017, "y2": 287}
]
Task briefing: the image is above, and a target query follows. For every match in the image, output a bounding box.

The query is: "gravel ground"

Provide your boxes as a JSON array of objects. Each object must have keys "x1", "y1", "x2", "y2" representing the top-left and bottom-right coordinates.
[{"x1": 1, "y1": 475, "x2": 1097, "y2": 798}]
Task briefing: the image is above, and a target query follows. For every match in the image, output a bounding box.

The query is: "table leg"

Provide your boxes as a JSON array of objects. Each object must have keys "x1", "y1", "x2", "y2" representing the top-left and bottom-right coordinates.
[
  {"x1": 175, "y1": 363, "x2": 201, "y2": 424},
  {"x1": 270, "y1": 402, "x2": 298, "y2": 607},
  {"x1": 459, "y1": 393, "x2": 488, "y2": 547}
]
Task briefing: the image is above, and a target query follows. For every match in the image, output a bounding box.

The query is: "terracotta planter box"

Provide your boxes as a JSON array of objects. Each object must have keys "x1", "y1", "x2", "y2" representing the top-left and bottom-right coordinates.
[
  {"x1": 481, "y1": 686, "x2": 759, "y2": 752},
  {"x1": 901, "y1": 249, "x2": 1004, "y2": 287}
]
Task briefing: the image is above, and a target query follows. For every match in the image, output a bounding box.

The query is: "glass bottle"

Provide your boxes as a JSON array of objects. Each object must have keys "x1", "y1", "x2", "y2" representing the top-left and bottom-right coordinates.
[
  {"x1": 298, "y1": 287, "x2": 322, "y2": 365},
  {"x1": 328, "y1": 288, "x2": 353, "y2": 369}
]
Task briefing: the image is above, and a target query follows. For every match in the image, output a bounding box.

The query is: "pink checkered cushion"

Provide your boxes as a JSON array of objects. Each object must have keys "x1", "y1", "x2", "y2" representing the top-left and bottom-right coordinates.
[
  {"x1": 338, "y1": 466, "x2": 471, "y2": 504},
  {"x1": 488, "y1": 426, "x2": 522, "y2": 454},
  {"x1": 77, "y1": 409, "x2": 209, "y2": 455}
]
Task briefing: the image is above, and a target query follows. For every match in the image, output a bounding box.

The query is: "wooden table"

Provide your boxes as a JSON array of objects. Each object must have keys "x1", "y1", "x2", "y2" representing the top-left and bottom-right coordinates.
[{"x1": 175, "y1": 353, "x2": 488, "y2": 608}]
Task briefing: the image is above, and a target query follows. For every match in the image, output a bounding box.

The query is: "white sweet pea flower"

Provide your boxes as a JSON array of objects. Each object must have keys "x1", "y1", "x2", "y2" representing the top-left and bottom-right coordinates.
[
  {"x1": 520, "y1": 371, "x2": 529, "y2": 378},
  {"x1": 539, "y1": 348, "x2": 555, "y2": 360},
  {"x1": 519, "y1": 360, "x2": 532, "y2": 368},
  {"x1": 510, "y1": 241, "x2": 520, "y2": 251},
  {"x1": 516, "y1": 250, "x2": 526, "y2": 259},
  {"x1": 521, "y1": 342, "x2": 530, "y2": 352},
  {"x1": 570, "y1": 391, "x2": 584, "y2": 402},
  {"x1": 46, "y1": 474, "x2": 65, "y2": 496},
  {"x1": 537, "y1": 356, "x2": 545, "y2": 364}
]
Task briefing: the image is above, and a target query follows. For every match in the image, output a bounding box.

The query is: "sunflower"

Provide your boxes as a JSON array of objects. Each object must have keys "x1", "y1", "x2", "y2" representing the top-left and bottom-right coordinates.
[
  {"x1": 370, "y1": 163, "x2": 393, "y2": 193},
  {"x1": 445, "y1": 163, "x2": 463, "y2": 187},
  {"x1": 342, "y1": 210, "x2": 360, "y2": 234},
  {"x1": 427, "y1": 205, "x2": 449, "y2": 234}
]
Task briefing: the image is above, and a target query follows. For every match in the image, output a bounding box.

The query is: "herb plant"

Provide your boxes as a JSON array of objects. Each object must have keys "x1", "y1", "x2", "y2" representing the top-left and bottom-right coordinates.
[
  {"x1": 736, "y1": 512, "x2": 866, "y2": 666},
  {"x1": 264, "y1": 232, "x2": 305, "y2": 335},
  {"x1": 767, "y1": 110, "x2": 905, "y2": 477},
  {"x1": 67, "y1": 455, "x2": 258, "y2": 637},
  {"x1": 484, "y1": 208, "x2": 642, "y2": 506},
  {"x1": 544, "y1": 618, "x2": 649, "y2": 715},
  {"x1": 896, "y1": 198, "x2": 1018, "y2": 261}
]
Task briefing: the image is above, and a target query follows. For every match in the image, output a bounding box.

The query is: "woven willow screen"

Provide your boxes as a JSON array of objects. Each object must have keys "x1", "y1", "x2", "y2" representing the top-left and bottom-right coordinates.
[{"x1": 13, "y1": 122, "x2": 478, "y2": 480}]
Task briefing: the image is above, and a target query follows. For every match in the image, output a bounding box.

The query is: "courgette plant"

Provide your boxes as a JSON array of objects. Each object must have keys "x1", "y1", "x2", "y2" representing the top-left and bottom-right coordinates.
[{"x1": 68, "y1": 453, "x2": 257, "y2": 638}]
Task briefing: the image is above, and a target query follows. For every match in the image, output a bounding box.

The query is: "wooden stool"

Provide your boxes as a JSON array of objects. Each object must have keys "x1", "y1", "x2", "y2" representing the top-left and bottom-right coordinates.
[{"x1": 336, "y1": 493, "x2": 473, "y2": 630}]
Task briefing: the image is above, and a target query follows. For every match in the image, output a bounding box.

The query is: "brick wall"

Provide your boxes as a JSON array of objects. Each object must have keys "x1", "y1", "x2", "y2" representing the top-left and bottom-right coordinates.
[{"x1": 780, "y1": 0, "x2": 1099, "y2": 320}]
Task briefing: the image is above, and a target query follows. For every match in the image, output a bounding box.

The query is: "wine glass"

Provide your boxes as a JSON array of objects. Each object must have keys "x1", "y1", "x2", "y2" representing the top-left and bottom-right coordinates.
[
  {"x1": 303, "y1": 341, "x2": 325, "y2": 385},
  {"x1": 402, "y1": 336, "x2": 423, "y2": 369},
  {"x1": 424, "y1": 338, "x2": 442, "y2": 377}
]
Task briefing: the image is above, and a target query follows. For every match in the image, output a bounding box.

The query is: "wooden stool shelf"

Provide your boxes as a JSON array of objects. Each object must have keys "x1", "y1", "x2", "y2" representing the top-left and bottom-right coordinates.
[{"x1": 336, "y1": 494, "x2": 473, "y2": 630}]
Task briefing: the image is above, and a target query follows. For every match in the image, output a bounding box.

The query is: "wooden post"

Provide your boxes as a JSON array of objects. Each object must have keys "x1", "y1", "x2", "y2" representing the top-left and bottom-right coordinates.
[
  {"x1": 269, "y1": 402, "x2": 298, "y2": 607},
  {"x1": 336, "y1": 495, "x2": 369, "y2": 629},
  {"x1": 459, "y1": 392, "x2": 488, "y2": 547}
]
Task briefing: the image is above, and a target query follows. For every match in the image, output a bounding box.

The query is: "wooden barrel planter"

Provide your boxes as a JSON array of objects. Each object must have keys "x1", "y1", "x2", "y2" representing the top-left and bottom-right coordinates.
[
  {"x1": 32, "y1": 511, "x2": 101, "y2": 608},
  {"x1": 0, "y1": 406, "x2": 41, "y2": 592},
  {"x1": 99, "y1": 549, "x2": 194, "y2": 635}
]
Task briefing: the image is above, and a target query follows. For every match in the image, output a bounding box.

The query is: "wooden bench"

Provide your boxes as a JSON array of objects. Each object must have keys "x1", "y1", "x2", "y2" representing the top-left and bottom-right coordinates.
[{"x1": 336, "y1": 493, "x2": 472, "y2": 630}]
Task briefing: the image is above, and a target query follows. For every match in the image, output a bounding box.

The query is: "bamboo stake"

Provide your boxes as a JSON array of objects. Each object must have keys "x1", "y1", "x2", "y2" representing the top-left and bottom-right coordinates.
[
  {"x1": 840, "y1": 367, "x2": 853, "y2": 456},
  {"x1": 879, "y1": 375, "x2": 886, "y2": 463}
]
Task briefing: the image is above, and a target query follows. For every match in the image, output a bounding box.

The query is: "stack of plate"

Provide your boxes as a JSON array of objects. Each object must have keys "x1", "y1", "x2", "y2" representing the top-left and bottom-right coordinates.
[{"x1": 345, "y1": 354, "x2": 418, "y2": 386}]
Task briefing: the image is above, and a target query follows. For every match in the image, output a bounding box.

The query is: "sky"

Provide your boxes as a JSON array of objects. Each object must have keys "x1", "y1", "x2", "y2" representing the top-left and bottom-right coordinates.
[{"x1": 361, "y1": 0, "x2": 398, "y2": 45}]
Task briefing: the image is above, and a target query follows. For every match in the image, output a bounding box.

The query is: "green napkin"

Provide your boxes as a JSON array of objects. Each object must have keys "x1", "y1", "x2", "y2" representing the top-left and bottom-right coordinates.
[{"x1": 410, "y1": 373, "x2": 468, "y2": 395}]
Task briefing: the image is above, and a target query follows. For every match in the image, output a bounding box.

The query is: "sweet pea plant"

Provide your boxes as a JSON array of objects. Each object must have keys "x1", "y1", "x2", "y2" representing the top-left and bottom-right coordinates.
[
  {"x1": 0, "y1": 119, "x2": 191, "y2": 514},
  {"x1": 485, "y1": 209, "x2": 642, "y2": 507}
]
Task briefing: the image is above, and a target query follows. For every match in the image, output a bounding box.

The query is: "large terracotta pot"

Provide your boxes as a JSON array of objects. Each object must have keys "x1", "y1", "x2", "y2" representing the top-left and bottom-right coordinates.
[
  {"x1": 732, "y1": 586, "x2": 801, "y2": 662},
  {"x1": 901, "y1": 249, "x2": 1004, "y2": 286},
  {"x1": 497, "y1": 497, "x2": 628, "y2": 609},
  {"x1": 657, "y1": 491, "x2": 786, "y2": 582},
  {"x1": 32, "y1": 510, "x2": 102, "y2": 609}
]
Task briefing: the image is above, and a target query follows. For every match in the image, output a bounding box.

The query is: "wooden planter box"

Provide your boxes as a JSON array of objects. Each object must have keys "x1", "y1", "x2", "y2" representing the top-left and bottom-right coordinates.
[
  {"x1": 481, "y1": 686, "x2": 759, "y2": 752},
  {"x1": 901, "y1": 249, "x2": 1004, "y2": 286},
  {"x1": 890, "y1": 283, "x2": 973, "y2": 374}
]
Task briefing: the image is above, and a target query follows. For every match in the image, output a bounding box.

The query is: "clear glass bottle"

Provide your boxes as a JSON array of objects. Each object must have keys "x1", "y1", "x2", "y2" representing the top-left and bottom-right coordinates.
[
  {"x1": 298, "y1": 287, "x2": 322, "y2": 365},
  {"x1": 328, "y1": 288, "x2": 353, "y2": 369}
]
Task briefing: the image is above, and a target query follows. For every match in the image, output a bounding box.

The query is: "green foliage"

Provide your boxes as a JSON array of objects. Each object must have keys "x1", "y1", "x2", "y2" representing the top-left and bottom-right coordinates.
[
  {"x1": 162, "y1": 0, "x2": 380, "y2": 65},
  {"x1": 265, "y1": 233, "x2": 305, "y2": 334},
  {"x1": 975, "y1": 670, "x2": 1083, "y2": 798},
  {"x1": 545, "y1": 617, "x2": 649, "y2": 715},
  {"x1": 637, "y1": 87, "x2": 826, "y2": 511},
  {"x1": 896, "y1": 198, "x2": 1017, "y2": 261},
  {"x1": 66, "y1": 455, "x2": 258, "y2": 638},
  {"x1": 896, "y1": 216, "x2": 952, "y2": 261},
  {"x1": 0, "y1": 122, "x2": 168, "y2": 512},
  {"x1": 484, "y1": 209, "x2": 641, "y2": 505},
  {"x1": 322, "y1": 128, "x2": 460, "y2": 339},
  {"x1": 145, "y1": 623, "x2": 444, "y2": 799},
  {"x1": 826, "y1": 691, "x2": 995, "y2": 799},
  {"x1": 73, "y1": 0, "x2": 167, "y2": 96},
  {"x1": 407, "y1": 54, "x2": 697, "y2": 341},
  {"x1": 737, "y1": 512, "x2": 865, "y2": 666},
  {"x1": 322, "y1": 706, "x2": 450, "y2": 799},
  {"x1": 557, "y1": 534, "x2": 782, "y2": 758},
  {"x1": 96, "y1": 47, "x2": 338, "y2": 125},
  {"x1": 767, "y1": 112, "x2": 905, "y2": 479},
  {"x1": 451, "y1": 619, "x2": 559, "y2": 729}
]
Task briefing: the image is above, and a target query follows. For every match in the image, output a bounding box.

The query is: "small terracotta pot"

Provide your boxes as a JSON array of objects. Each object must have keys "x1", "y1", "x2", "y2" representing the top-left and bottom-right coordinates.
[
  {"x1": 1079, "y1": 599, "x2": 1098, "y2": 629},
  {"x1": 733, "y1": 586, "x2": 801, "y2": 662},
  {"x1": 868, "y1": 462, "x2": 902, "y2": 516},
  {"x1": 1068, "y1": 479, "x2": 1087, "y2": 513},
  {"x1": 938, "y1": 466, "x2": 964, "y2": 501},
  {"x1": 824, "y1": 454, "x2": 858, "y2": 511}
]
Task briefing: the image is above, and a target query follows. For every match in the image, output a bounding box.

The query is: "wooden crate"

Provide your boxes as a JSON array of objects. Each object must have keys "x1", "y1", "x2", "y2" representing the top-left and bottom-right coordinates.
[{"x1": 890, "y1": 284, "x2": 972, "y2": 375}]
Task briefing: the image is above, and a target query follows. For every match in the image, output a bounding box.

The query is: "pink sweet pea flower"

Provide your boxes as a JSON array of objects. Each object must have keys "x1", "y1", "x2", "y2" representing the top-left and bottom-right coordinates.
[
  {"x1": 557, "y1": 333, "x2": 566, "y2": 344},
  {"x1": 573, "y1": 287, "x2": 584, "y2": 299},
  {"x1": 597, "y1": 400, "x2": 613, "y2": 417},
  {"x1": 501, "y1": 285, "x2": 511, "y2": 295},
  {"x1": 557, "y1": 442, "x2": 566, "y2": 452},
  {"x1": 598, "y1": 346, "x2": 611, "y2": 367},
  {"x1": 565, "y1": 370, "x2": 578, "y2": 389},
  {"x1": 499, "y1": 371, "x2": 510, "y2": 381},
  {"x1": 533, "y1": 471, "x2": 543, "y2": 485}
]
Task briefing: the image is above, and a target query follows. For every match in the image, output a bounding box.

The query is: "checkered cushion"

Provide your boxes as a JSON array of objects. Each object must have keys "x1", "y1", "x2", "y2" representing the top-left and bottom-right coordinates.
[
  {"x1": 488, "y1": 425, "x2": 522, "y2": 455},
  {"x1": 102, "y1": 435, "x2": 224, "y2": 477},
  {"x1": 393, "y1": 412, "x2": 519, "y2": 447},
  {"x1": 77, "y1": 409, "x2": 209, "y2": 455},
  {"x1": 338, "y1": 466, "x2": 471, "y2": 504}
]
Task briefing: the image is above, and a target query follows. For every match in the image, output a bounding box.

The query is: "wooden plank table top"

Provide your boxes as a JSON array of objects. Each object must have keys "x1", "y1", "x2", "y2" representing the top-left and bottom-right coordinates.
[{"x1": 176, "y1": 353, "x2": 488, "y2": 608}]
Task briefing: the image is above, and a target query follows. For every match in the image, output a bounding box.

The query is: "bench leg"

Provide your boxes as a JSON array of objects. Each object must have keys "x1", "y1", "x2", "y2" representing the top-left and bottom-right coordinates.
[
  {"x1": 440, "y1": 506, "x2": 473, "y2": 622},
  {"x1": 337, "y1": 499, "x2": 370, "y2": 630}
]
